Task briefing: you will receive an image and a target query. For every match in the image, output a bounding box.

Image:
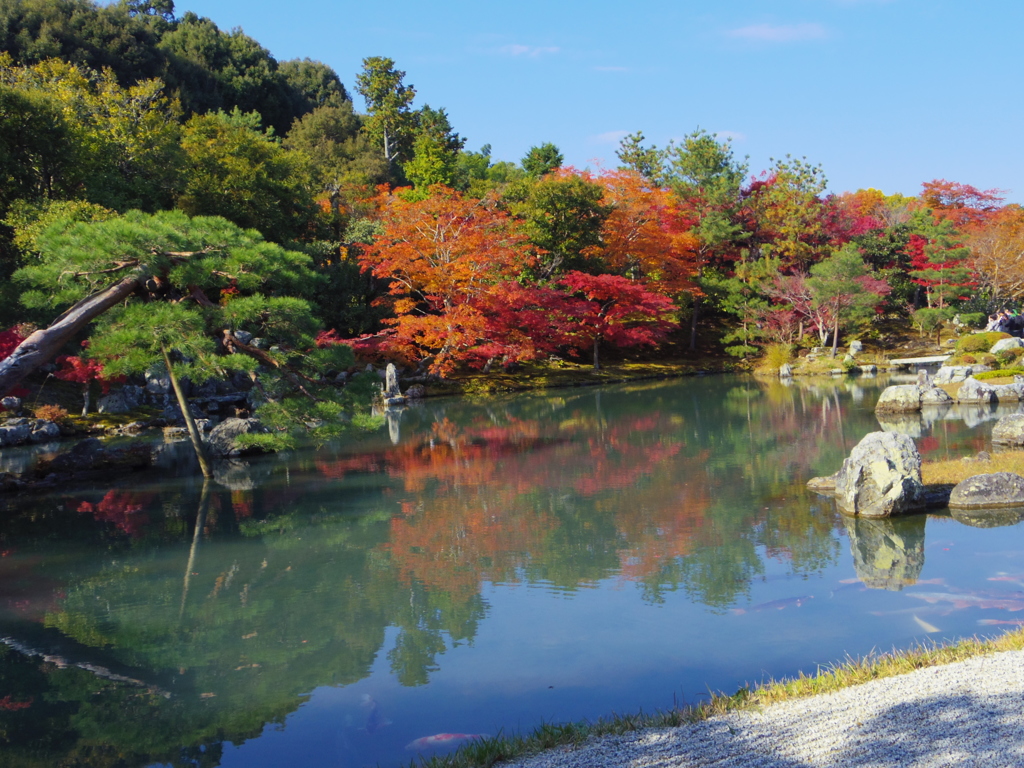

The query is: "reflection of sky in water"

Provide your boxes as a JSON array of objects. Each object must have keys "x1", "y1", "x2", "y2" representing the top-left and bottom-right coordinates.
[{"x1": 5, "y1": 375, "x2": 1024, "y2": 768}]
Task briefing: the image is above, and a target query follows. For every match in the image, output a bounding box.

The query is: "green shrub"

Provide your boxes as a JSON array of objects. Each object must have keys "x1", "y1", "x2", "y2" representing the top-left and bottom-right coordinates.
[
  {"x1": 759, "y1": 343, "x2": 793, "y2": 369},
  {"x1": 976, "y1": 368, "x2": 1024, "y2": 380},
  {"x1": 958, "y1": 312, "x2": 986, "y2": 329},
  {"x1": 956, "y1": 332, "x2": 1011, "y2": 354},
  {"x1": 996, "y1": 346, "x2": 1024, "y2": 366}
]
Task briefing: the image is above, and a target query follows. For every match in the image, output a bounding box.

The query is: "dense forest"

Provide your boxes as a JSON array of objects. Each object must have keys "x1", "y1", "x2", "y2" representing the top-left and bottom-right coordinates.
[{"x1": 1, "y1": 0, "x2": 1021, "y2": 416}]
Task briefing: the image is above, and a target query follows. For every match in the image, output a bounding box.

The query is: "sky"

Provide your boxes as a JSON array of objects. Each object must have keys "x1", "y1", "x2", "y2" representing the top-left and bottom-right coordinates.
[{"x1": 177, "y1": 0, "x2": 1023, "y2": 202}]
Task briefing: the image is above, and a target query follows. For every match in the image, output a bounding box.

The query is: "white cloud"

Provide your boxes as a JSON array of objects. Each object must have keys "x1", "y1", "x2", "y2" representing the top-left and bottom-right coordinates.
[
  {"x1": 496, "y1": 44, "x2": 560, "y2": 57},
  {"x1": 589, "y1": 130, "x2": 630, "y2": 146},
  {"x1": 726, "y1": 22, "x2": 828, "y2": 42}
]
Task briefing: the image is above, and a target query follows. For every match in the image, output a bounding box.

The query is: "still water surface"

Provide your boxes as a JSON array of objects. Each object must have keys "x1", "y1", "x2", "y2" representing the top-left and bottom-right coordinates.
[{"x1": 1, "y1": 374, "x2": 1023, "y2": 767}]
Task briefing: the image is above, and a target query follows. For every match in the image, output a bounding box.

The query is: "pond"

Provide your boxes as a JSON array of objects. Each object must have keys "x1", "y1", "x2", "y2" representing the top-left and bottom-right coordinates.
[{"x1": 2, "y1": 373, "x2": 1024, "y2": 767}]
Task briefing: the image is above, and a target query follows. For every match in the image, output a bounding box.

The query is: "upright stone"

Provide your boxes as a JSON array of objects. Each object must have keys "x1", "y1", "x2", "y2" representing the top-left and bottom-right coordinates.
[
  {"x1": 382, "y1": 363, "x2": 406, "y2": 407},
  {"x1": 834, "y1": 431, "x2": 924, "y2": 517}
]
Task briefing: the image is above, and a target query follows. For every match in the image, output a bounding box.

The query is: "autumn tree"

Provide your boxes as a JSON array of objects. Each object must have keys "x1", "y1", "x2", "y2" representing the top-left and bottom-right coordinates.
[
  {"x1": 907, "y1": 210, "x2": 974, "y2": 308},
  {"x1": 596, "y1": 168, "x2": 697, "y2": 295},
  {"x1": 919, "y1": 179, "x2": 1004, "y2": 231},
  {"x1": 968, "y1": 206, "x2": 1024, "y2": 306},
  {"x1": 359, "y1": 185, "x2": 538, "y2": 373},
  {"x1": 555, "y1": 271, "x2": 678, "y2": 370}
]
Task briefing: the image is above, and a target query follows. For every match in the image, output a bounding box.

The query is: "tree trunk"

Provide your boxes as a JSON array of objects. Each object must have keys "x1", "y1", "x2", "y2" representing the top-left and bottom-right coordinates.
[
  {"x1": 593, "y1": 337, "x2": 600, "y2": 371},
  {"x1": 689, "y1": 294, "x2": 701, "y2": 351},
  {"x1": 830, "y1": 313, "x2": 840, "y2": 358},
  {"x1": 162, "y1": 344, "x2": 212, "y2": 479},
  {"x1": 0, "y1": 272, "x2": 144, "y2": 397},
  {"x1": 81, "y1": 383, "x2": 90, "y2": 418}
]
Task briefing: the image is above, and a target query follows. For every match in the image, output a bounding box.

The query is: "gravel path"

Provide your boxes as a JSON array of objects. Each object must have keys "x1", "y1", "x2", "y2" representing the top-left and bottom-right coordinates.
[{"x1": 497, "y1": 650, "x2": 1024, "y2": 768}]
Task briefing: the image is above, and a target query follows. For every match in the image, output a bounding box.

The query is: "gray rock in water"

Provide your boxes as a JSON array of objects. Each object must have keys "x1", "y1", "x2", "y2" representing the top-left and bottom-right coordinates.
[
  {"x1": 834, "y1": 431, "x2": 924, "y2": 517},
  {"x1": 29, "y1": 420, "x2": 60, "y2": 443},
  {"x1": 920, "y1": 387, "x2": 953, "y2": 406},
  {"x1": 779, "y1": 363, "x2": 793, "y2": 378},
  {"x1": 992, "y1": 413, "x2": 1024, "y2": 445},
  {"x1": 875, "y1": 385, "x2": 922, "y2": 412},
  {"x1": 990, "y1": 337, "x2": 1024, "y2": 355},
  {"x1": 0, "y1": 422, "x2": 31, "y2": 447},
  {"x1": 992, "y1": 383, "x2": 1024, "y2": 402},
  {"x1": 859, "y1": 364, "x2": 878, "y2": 375},
  {"x1": 933, "y1": 366, "x2": 973, "y2": 384},
  {"x1": 949, "y1": 472, "x2": 1024, "y2": 509},
  {"x1": 916, "y1": 369, "x2": 931, "y2": 387},
  {"x1": 405, "y1": 384, "x2": 426, "y2": 399},
  {"x1": 206, "y1": 417, "x2": 268, "y2": 457},
  {"x1": 956, "y1": 377, "x2": 997, "y2": 404},
  {"x1": 383, "y1": 363, "x2": 404, "y2": 402}
]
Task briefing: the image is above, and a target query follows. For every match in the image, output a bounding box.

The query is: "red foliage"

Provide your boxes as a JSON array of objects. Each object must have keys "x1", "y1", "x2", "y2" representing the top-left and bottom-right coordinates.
[
  {"x1": 77, "y1": 490, "x2": 155, "y2": 538},
  {"x1": 920, "y1": 179, "x2": 1005, "y2": 230},
  {"x1": 0, "y1": 328, "x2": 24, "y2": 361},
  {"x1": 0, "y1": 695, "x2": 33, "y2": 711},
  {"x1": 555, "y1": 271, "x2": 679, "y2": 366}
]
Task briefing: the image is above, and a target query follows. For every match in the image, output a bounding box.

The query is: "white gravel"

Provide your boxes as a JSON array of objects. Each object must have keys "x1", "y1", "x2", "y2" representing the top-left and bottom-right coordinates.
[{"x1": 498, "y1": 650, "x2": 1024, "y2": 768}]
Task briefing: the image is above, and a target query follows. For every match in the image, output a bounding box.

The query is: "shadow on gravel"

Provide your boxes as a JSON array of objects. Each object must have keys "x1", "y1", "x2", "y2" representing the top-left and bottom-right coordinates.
[{"x1": 835, "y1": 690, "x2": 1024, "y2": 766}]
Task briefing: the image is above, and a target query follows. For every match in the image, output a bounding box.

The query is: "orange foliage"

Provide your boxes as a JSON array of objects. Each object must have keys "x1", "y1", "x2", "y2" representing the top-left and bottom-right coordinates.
[
  {"x1": 597, "y1": 169, "x2": 699, "y2": 294},
  {"x1": 360, "y1": 185, "x2": 537, "y2": 373}
]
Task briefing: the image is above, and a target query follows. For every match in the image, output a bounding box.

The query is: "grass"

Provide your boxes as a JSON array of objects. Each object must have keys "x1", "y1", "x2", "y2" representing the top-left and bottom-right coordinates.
[
  {"x1": 406, "y1": 627, "x2": 1024, "y2": 768},
  {"x1": 921, "y1": 449, "x2": 1024, "y2": 485}
]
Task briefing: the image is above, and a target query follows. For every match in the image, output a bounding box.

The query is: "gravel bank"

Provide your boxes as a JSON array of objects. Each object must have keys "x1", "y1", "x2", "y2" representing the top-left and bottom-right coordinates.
[{"x1": 498, "y1": 649, "x2": 1024, "y2": 768}]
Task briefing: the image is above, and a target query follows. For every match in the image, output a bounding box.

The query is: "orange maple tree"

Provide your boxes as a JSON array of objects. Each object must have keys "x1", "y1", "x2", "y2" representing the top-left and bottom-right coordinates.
[
  {"x1": 597, "y1": 169, "x2": 699, "y2": 295},
  {"x1": 360, "y1": 185, "x2": 539, "y2": 372}
]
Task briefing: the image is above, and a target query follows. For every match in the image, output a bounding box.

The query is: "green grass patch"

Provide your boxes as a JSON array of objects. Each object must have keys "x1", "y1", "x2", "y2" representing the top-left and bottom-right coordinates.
[{"x1": 975, "y1": 367, "x2": 1024, "y2": 381}]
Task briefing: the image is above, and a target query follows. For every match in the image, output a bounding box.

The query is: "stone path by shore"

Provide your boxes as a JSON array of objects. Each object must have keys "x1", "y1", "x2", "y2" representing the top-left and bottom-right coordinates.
[{"x1": 497, "y1": 649, "x2": 1024, "y2": 768}]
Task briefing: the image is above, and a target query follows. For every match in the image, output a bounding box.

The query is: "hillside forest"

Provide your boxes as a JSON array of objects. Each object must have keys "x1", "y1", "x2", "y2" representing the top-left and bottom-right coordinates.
[{"x1": 1, "y1": 0, "x2": 1022, "y2": 418}]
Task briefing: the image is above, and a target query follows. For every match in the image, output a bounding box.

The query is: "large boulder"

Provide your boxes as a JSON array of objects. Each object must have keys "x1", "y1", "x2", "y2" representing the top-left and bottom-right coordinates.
[
  {"x1": 933, "y1": 366, "x2": 973, "y2": 385},
  {"x1": 948, "y1": 472, "x2": 1024, "y2": 509},
  {"x1": 206, "y1": 417, "x2": 268, "y2": 457},
  {"x1": 0, "y1": 421, "x2": 31, "y2": 447},
  {"x1": 874, "y1": 385, "x2": 922, "y2": 412},
  {"x1": 834, "y1": 431, "x2": 924, "y2": 517},
  {"x1": 956, "y1": 377, "x2": 997, "y2": 404},
  {"x1": 992, "y1": 383, "x2": 1024, "y2": 402},
  {"x1": 920, "y1": 387, "x2": 954, "y2": 406},
  {"x1": 990, "y1": 337, "x2": 1024, "y2": 355},
  {"x1": 991, "y1": 414, "x2": 1024, "y2": 445}
]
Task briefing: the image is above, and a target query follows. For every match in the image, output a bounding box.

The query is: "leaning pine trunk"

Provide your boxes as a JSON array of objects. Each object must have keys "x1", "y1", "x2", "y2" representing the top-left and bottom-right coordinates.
[
  {"x1": 593, "y1": 337, "x2": 601, "y2": 371},
  {"x1": 0, "y1": 272, "x2": 144, "y2": 397}
]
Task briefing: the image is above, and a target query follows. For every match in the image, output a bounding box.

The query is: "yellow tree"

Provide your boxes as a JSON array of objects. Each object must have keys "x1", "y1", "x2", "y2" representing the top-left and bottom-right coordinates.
[{"x1": 969, "y1": 206, "x2": 1024, "y2": 306}]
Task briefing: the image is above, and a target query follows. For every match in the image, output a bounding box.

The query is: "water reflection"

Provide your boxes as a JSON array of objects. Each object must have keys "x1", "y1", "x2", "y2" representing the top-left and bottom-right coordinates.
[
  {"x1": 842, "y1": 515, "x2": 926, "y2": 591},
  {"x1": 0, "y1": 374, "x2": 1021, "y2": 767}
]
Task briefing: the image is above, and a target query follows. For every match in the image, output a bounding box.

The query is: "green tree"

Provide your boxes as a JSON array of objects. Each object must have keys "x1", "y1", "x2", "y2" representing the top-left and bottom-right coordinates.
[
  {"x1": 177, "y1": 109, "x2": 316, "y2": 242},
  {"x1": 277, "y1": 56, "x2": 348, "y2": 115},
  {"x1": 615, "y1": 131, "x2": 663, "y2": 183},
  {"x1": 661, "y1": 128, "x2": 749, "y2": 349},
  {"x1": 521, "y1": 142, "x2": 563, "y2": 178},
  {"x1": 503, "y1": 171, "x2": 610, "y2": 277},
  {"x1": 404, "y1": 104, "x2": 465, "y2": 189},
  {"x1": 1, "y1": 210, "x2": 370, "y2": 458},
  {"x1": 354, "y1": 55, "x2": 416, "y2": 175},
  {"x1": 806, "y1": 244, "x2": 890, "y2": 357}
]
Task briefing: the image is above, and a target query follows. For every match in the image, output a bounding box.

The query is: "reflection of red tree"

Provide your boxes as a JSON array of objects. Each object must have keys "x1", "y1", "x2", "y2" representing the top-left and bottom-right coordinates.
[
  {"x1": 77, "y1": 490, "x2": 155, "y2": 537},
  {"x1": 231, "y1": 490, "x2": 253, "y2": 519},
  {"x1": 0, "y1": 695, "x2": 33, "y2": 710}
]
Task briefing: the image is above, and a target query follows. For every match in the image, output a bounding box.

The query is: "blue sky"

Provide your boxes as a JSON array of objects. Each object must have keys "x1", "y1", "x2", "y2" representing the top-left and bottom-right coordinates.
[{"x1": 179, "y1": 0, "x2": 1022, "y2": 202}]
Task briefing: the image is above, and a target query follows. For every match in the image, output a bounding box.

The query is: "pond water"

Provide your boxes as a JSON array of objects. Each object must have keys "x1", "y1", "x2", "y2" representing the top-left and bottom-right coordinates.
[{"x1": 2, "y1": 374, "x2": 1024, "y2": 767}]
